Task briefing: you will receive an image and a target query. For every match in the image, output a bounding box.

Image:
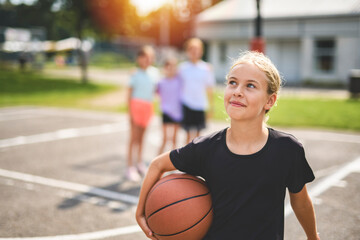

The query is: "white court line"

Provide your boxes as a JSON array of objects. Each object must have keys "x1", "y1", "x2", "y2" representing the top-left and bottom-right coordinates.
[
  {"x1": 0, "y1": 225, "x2": 141, "y2": 240},
  {"x1": 0, "y1": 168, "x2": 141, "y2": 239},
  {"x1": 0, "y1": 107, "x2": 123, "y2": 122},
  {"x1": 0, "y1": 168, "x2": 139, "y2": 204},
  {"x1": 0, "y1": 114, "x2": 44, "y2": 122},
  {"x1": 0, "y1": 122, "x2": 127, "y2": 148},
  {"x1": 285, "y1": 156, "x2": 360, "y2": 217},
  {"x1": 2, "y1": 158, "x2": 360, "y2": 239}
]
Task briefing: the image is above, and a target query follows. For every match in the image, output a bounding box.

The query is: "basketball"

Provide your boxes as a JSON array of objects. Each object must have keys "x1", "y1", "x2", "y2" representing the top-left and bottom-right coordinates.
[{"x1": 145, "y1": 173, "x2": 213, "y2": 240}]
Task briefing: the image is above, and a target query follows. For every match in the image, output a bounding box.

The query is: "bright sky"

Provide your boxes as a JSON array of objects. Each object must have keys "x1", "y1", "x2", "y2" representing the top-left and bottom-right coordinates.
[
  {"x1": 0, "y1": 0, "x2": 169, "y2": 15},
  {"x1": 131, "y1": 0, "x2": 169, "y2": 16},
  {"x1": 0, "y1": 0, "x2": 36, "y2": 4}
]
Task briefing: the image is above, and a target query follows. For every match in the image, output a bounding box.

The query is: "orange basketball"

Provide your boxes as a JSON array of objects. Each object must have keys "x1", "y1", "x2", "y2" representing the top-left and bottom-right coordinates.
[{"x1": 145, "y1": 173, "x2": 213, "y2": 240}]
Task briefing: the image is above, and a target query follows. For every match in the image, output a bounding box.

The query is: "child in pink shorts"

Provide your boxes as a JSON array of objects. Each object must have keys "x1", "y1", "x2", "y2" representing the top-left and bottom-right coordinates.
[{"x1": 126, "y1": 46, "x2": 160, "y2": 181}]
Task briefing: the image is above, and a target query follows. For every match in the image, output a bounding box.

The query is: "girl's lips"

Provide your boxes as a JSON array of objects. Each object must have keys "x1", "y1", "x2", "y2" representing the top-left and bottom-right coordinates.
[{"x1": 230, "y1": 101, "x2": 246, "y2": 107}]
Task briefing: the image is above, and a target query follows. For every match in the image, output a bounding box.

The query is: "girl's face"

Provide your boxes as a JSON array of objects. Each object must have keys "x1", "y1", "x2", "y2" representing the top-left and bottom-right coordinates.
[
  {"x1": 137, "y1": 54, "x2": 151, "y2": 70},
  {"x1": 224, "y1": 62, "x2": 276, "y2": 122},
  {"x1": 164, "y1": 60, "x2": 177, "y2": 78},
  {"x1": 186, "y1": 44, "x2": 203, "y2": 63}
]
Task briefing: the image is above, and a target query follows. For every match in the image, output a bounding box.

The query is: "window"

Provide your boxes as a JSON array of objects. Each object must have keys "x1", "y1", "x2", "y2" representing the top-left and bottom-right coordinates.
[
  {"x1": 219, "y1": 42, "x2": 227, "y2": 63},
  {"x1": 314, "y1": 39, "x2": 336, "y2": 73}
]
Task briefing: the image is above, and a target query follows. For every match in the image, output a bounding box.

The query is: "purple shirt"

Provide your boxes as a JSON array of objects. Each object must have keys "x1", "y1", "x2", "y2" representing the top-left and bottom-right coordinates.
[{"x1": 157, "y1": 75, "x2": 183, "y2": 122}]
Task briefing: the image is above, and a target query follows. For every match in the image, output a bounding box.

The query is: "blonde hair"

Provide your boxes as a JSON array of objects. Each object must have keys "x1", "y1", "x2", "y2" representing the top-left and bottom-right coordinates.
[
  {"x1": 184, "y1": 38, "x2": 204, "y2": 51},
  {"x1": 142, "y1": 45, "x2": 156, "y2": 63},
  {"x1": 227, "y1": 51, "x2": 282, "y2": 96}
]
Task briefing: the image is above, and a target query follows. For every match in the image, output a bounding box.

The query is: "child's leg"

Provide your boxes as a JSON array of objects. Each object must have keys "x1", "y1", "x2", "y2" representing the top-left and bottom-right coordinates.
[
  {"x1": 185, "y1": 129, "x2": 198, "y2": 144},
  {"x1": 127, "y1": 121, "x2": 135, "y2": 167},
  {"x1": 126, "y1": 121, "x2": 142, "y2": 181},
  {"x1": 195, "y1": 129, "x2": 201, "y2": 138},
  {"x1": 172, "y1": 123, "x2": 179, "y2": 149},
  {"x1": 135, "y1": 125, "x2": 146, "y2": 165},
  {"x1": 159, "y1": 124, "x2": 168, "y2": 155},
  {"x1": 185, "y1": 130, "x2": 191, "y2": 144},
  {"x1": 134, "y1": 124, "x2": 147, "y2": 176}
]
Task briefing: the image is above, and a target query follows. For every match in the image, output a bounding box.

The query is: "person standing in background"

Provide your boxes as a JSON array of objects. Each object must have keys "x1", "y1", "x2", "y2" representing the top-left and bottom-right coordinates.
[
  {"x1": 157, "y1": 57, "x2": 183, "y2": 154},
  {"x1": 126, "y1": 46, "x2": 160, "y2": 182},
  {"x1": 178, "y1": 38, "x2": 215, "y2": 143}
]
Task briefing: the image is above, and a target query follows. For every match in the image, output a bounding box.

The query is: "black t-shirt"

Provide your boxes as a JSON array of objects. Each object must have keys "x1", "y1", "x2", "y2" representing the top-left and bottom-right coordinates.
[{"x1": 170, "y1": 128, "x2": 315, "y2": 240}]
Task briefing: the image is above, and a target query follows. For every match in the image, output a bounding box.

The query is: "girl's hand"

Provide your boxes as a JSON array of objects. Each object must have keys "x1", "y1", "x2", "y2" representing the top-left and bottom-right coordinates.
[
  {"x1": 136, "y1": 152, "x2": 176, "y2": 239},
  {"x1": 136, "y1": 214, "x2": 157, "y2": 239}
]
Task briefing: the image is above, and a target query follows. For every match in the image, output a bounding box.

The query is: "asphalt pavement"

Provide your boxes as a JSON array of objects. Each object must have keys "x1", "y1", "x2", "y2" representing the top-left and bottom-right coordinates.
[{"x1": 0, "y1": 106, "x2": 360, "y2": 239}]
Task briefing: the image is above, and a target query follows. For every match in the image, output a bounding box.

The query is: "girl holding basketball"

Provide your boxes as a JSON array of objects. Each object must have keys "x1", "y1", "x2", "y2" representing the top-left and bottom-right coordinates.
[{"x1": 136, "y1": 51, "x2": 320, "y2": 240}]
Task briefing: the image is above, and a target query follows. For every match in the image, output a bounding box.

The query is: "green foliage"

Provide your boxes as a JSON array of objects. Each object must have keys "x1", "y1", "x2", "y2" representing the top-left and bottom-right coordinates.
[{"x1": 0, "y1": 68, "x2": 116, "y2": 108}]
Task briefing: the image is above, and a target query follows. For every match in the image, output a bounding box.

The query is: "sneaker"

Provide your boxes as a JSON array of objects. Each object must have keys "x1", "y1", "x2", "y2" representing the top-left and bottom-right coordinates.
[
  {"x1": 125, "y1": 166, "x2": 141, "y2": 182},
  {"x1": 136, "y1": 163, "x2": 148, "y2": 177}
]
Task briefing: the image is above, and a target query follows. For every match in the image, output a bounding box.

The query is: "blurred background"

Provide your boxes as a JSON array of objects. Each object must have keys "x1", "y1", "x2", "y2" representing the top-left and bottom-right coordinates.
[
  {"x1": 0, "y1": 0, "x2": 222, "y2": 83},
  {"x1": 1, "y1": 0, "x2": 360, "y2": 86},
  {"x1": 1, "y1": 0, "x2": 359, "y2": 130},
  {"x1": 0, "y1": 1, "x2": 360, "y2": 239}
]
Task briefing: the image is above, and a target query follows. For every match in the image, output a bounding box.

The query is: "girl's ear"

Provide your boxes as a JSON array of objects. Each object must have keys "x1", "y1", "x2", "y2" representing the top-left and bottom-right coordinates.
[{"x1": 265, "y1": 93, "x2": 277, "y2": 111}]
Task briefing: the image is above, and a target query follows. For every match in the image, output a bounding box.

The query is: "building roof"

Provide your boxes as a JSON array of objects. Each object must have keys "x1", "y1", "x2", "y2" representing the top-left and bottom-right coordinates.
[{"x1": 197, "y1": 0, "x2": 360, "y2": 22}]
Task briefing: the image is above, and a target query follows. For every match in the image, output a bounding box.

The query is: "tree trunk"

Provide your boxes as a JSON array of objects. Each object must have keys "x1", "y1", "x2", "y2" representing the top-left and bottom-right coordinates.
[
  {"x1": 78, "y1": 44, "x2": 88, "y2": 84},
  {"x1": 76, "y1": 7, "x2": 88, "y2": 84}
]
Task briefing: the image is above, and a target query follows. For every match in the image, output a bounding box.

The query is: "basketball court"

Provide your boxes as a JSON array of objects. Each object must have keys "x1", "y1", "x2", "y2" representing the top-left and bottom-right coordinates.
[{"x1": 0, "y1": 106, "x2": 359, "y2": 239}]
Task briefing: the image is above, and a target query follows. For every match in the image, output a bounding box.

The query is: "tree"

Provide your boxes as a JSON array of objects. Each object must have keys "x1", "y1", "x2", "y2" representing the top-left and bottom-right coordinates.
[
  {"x1": 88, "y1": 0, "x2": 140, "y2": 38},
  {"x1": 139, "y1": 0, "x2": 223, "y2": 48},
  {"x1": 0, "y1": 0, "x2": 142, "y2": 84}
]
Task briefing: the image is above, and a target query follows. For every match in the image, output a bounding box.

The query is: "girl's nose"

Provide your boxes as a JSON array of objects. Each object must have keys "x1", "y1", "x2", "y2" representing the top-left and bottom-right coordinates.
[{"x1": 233, "y1": 86, "x2": 244, "y2": 97}]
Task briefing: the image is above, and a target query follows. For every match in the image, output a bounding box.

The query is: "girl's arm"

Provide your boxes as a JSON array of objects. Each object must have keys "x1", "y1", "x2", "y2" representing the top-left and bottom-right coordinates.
[
  {"x1": 136, "y1": 151, "x2": 177, "y2": 239},
  {"x1": 127, "y1": 87, "x2": 133, "y2": 109},
  {"x1": 127, "y1": 87, "x2": 133, "y2": 122},
  {"x1": 289, "y1": 185, "x2": 320, "y2": 240}
]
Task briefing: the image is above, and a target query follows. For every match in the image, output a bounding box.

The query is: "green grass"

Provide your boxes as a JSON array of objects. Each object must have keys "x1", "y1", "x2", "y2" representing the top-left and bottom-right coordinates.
[
  {"x1": 89, "y1": 52, "x2": 134, "y2": 69},
  {"x1": 212, "y1": 92, "x2": 360, "y2": 131},
  {"x1": 1, "y1": 68, "x2": 359, "y2": 131},
  {"x1": 0, "y1": 68, "x2": 118, "y2": 110},
  {"x1": 268, "y1": 97, "x2": 360, "y2": 130}
]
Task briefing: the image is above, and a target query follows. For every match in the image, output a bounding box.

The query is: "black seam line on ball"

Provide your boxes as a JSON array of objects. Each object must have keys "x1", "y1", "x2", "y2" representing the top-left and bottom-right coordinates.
[
  {"x1": 146, "y1": 192, "x2": 210, "y2": 220},
  {"x1": 148, "y1": 177, "x2": 206, "y2": 196},
  {"x1": 154, "y1": 206, "x2": 213, "y2": 237}
]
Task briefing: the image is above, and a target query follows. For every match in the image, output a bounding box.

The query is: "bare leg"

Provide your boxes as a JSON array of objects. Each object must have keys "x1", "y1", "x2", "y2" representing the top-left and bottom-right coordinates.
[
  {"x1": 126, "y1": 121, "x2": 142, "y2": 181},
  {"x1": 127, "y1": 121, "x2": 135, "y2": 167},
  {"x1": 136, "y1": 125, "x2": 146, "y2": 165},
  {"x1": 172, "y1": 124, "x2": 179, "y2": 150},
  {"x1": 186, "y1": 130, "x2": 191, "y2": 144},
  {"x1": 158, "y1": 124, "x2": 167, "y2": 155},
  {"x1": 195, "y1": 129, "x2": 201, "y2": 138},
  {"x1": 135, "y1": 124, "x2": 147, "y2": 176}
]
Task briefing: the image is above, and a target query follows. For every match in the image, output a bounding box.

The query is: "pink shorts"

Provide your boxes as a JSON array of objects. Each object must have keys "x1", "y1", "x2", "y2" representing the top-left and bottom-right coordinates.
[{"x1": 130, "y1": 99, "x2": 153, "y2": 128}]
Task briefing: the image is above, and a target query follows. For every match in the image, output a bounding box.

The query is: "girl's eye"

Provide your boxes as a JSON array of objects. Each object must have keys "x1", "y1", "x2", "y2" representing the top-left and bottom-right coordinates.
[
  {"x1": 247, "y1": 83, "x2": 256, "y2": 89},
  {"x1": 228, "y1": 80, "x2": 237, "y2": 86}
]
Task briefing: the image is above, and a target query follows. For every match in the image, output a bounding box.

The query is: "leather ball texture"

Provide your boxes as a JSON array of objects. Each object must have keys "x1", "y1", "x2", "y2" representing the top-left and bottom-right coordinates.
[{"x1": 145, "y1": 173, "x2": 213, "y2": 240}]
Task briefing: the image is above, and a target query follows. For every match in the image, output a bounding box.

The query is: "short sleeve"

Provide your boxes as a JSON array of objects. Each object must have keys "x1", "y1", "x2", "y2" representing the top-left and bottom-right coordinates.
[
  {"x1": 286, "y1": 146, "x2": 315, "y2": 193},
  {"x1": 129, "y1": 74, "x2": 136, "y2": 88},
  {"x1": 169, "y1": 140, "x2": 204, "y2": 177}
]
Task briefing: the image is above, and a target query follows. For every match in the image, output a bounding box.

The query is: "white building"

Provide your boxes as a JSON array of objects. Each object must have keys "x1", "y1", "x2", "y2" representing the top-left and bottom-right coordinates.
[{"x1": 195, "y1": 0, "x2": 360, "y2": 86}]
